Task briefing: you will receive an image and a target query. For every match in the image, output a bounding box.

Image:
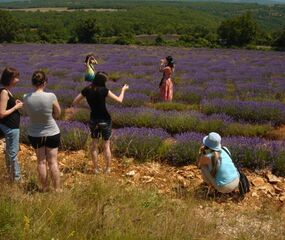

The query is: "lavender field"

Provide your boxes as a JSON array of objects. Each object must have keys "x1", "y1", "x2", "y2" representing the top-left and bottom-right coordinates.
[{"x1": 1, "y1": 44, "x2": 285, "y2": 173}]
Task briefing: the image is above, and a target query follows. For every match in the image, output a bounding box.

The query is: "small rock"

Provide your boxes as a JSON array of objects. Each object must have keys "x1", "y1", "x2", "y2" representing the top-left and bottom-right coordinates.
[
  {"x1": 125, "y1": 170, "x2": 136, "y2": 177},
  {"x1": 266, "y1": 173, "x2": 281, "y2": 184},
  {"x1": 274, "y1": 185, "x2": 283, "y2": 194},
  {"x1": 252, "y1": 177, "x2": 265, "y2": 187},
  {"x1": 251, "y1": 191, "x2": 259, "y2": 197},
  {"x1": 277, "y1": 182, "x2": 285, "y2": 190},
  {"x1": 279, "y1": 194, "x2": 285, "y2": 202},
  {"x1": 141, "y1": 176, "x2": 154, "y2": 183},
  {"x1": 123, "y1": 157, "x2": 134, "y2": 164}
]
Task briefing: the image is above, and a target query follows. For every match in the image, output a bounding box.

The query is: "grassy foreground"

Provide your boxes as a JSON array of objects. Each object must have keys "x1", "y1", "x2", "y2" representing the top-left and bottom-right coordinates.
[{"x1": 0, "y1": 151, "x2": 285, "y2": 240}]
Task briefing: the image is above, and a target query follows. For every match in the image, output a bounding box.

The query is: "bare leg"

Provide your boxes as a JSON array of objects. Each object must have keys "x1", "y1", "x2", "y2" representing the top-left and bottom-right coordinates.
[
  {"x1": 46, "y1": 147, "x2": 61, "y2": 191},
  {"x1": 201, "y1": 166, "x2": 218, "y2": 186},
  {"x1": 91, "y1": 138, "x2": 100, "y2": 173},
  {"x1": 103, "y1": 140, "x2": 111, "y2": 174},
  {"x1": 35, "y1": 147, "x2": 49, "y2": 191}
]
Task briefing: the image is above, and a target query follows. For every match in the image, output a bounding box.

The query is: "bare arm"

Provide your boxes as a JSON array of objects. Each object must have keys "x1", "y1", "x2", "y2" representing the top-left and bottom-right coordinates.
[
  {"x1": 159, "y1": 64, "x2": 165, "y2": 72},
  {"x1": 0, "y1": 90, "x2": 23, "y2": 119},
  {"x1": 71, "y1": 93, "x2": 85, "y2": 107},
  {"x1": 52, "y1": 99, "x2": 61, "y2": 119},
  {"x1": 108, "y1": 84, "x2": 129, "y2": 103},
  {"x1": 196, "y1": 156, "x2": 211, "y2": 168},
  {"x1": 159, "y1": 58, "x2": 166, "y2": 72}
]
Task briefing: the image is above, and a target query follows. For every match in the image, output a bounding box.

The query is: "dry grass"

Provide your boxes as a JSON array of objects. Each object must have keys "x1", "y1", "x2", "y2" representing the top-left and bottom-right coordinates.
[{"x1": 0, "y1": 149, "x2": 285, "y2": 240}]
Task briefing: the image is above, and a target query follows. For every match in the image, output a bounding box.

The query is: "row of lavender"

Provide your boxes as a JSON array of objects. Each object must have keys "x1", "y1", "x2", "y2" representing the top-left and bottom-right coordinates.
[
  {"x1": 70, "y1": 106, "x2": 272, "y2": 137},
  {"x1": 19, "y1": 118, "x2": 285, "y2": 176}
]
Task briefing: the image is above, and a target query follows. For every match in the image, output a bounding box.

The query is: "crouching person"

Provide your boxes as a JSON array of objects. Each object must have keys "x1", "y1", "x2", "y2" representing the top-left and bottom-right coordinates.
[{"x1": 197, "y1": 132, "x2": 240, "y2": 193}]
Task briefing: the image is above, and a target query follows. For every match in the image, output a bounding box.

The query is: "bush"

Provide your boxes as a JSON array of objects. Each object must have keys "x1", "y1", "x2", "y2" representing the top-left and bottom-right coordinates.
[
  {"x1": 273, "y1": 27, "x2": 285, "y2": 49},
  {"x1": 273, "y1": 152, "x2": 285, "y2": 177},
  {"x1": 202, "y1": 99, "x2": 285, "y2": 125},
  {"x1": 21, "y1": 118, "x2": 89, "y2": 150},
  {"x1": 73, "y1": 17, "x2": 101, "y2": 43},
  {"x1": 151, "y1": 102, "x2": 191, "y2": 111},
  {"x1": 58, "y1": 121, "x2": 89, "y2": 150},
  {"x1": 218, "y1": 12, "x2": 258, "y2": 47},
  {"x1": 0, "y1": 10, "x2": 19, "y2": 42},
  {"x1": 71, "y1": 106, "x2": 272, "y2": 137},
  {"x1": 113, "y1": 127, "x2": 169, "y2": 162}
]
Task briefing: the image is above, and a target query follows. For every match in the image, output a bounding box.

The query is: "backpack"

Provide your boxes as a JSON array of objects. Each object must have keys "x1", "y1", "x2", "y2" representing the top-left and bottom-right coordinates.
[{"x1": 222, "y1": 146, "x2": 250, "y2": 197}]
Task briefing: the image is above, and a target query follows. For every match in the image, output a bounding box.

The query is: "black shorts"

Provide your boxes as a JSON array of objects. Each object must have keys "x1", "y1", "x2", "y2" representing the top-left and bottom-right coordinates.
[
  {"x1": 28, "y1": 133, "x2": 61, "y2": 149},
  {"x1": 89, "y1": 120, "x2": 112, "y2": 141}
]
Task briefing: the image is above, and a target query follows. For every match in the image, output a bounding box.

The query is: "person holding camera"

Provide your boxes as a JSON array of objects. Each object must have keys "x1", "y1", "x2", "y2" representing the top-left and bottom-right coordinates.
[
  {"x1": 71, "y1": 71, "x2": 129, "y2": 174},
  {"x1": 23, "y1": 71, "x2": 61, "y2": 192},
  {"x1": 0, "y1": 67, "x2": 23, "y2": 181},
  {"x1": 159, "y1": 56, "x2": 174, "y2": 101},
  {"x1": 196, "y1": 132, "x2": 240, "y2": 193}
]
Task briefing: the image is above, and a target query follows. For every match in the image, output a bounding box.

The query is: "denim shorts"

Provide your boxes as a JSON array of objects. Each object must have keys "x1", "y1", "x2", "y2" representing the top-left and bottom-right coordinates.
[{"x1": 89, "y1": 120, "x2": 112, "y2": 141}]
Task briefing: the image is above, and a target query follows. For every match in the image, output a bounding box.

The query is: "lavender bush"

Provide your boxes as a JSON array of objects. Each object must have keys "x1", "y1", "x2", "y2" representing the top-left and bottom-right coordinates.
[
  {"x1": 113, "y1": 127, "x2": 170, "y2": 162},
  {"x1": 20, "y1": 118, "x2": 89, "y2": 150}
]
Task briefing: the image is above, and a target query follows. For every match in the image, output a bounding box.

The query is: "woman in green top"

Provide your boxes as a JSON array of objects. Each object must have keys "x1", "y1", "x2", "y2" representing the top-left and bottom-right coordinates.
[{"x1": 85, "y1": 54, "x2": 98, "y2": 82}]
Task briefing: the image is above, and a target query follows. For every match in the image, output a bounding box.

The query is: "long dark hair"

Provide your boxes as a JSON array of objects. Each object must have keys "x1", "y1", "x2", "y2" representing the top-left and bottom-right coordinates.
[
  {"x1": 199, "y1": 145, "x2": 221, "y2": 177},
  {"x1": 92, "y1": 71, "x2": 108, "y2": 88},
  {"x1": 166, "y1": 56, "x2": 175, "y2": 69},
  {"x1": 0, "y1": 67, "x2": 19, "y2": 86}
]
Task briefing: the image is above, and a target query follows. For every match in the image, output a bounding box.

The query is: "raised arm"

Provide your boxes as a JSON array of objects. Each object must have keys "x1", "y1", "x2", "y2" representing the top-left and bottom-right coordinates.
[
  {"x1": 159, "y1": 59, "x2": 166, "y2": 72},
  {"x1": 0, "y1": 90, "x2": 23, "y2": 119},
  {"x1": 108, "y1": 84, "x2": 129, "y2": 103}
]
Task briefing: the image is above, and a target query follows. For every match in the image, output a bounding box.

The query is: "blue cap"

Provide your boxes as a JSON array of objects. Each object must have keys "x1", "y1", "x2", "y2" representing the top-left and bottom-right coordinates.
[{"x1": 203, "y1": 132, "x2": 222, "y2": 151}]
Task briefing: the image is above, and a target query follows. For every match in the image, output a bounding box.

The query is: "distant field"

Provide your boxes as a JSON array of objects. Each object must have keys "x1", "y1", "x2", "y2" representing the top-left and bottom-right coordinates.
[{"x1": 1, "y1": 7, "x2": 124, "y2": 12}]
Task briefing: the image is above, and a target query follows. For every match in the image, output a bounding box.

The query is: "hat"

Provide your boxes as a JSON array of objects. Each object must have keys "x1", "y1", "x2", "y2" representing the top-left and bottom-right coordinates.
[{"x1": 203, "y1": 132, "x2": 222, "y2": 151}]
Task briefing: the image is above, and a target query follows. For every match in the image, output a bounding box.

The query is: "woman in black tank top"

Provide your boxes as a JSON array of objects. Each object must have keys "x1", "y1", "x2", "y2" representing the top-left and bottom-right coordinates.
[
  {"x1": 70, "y1": 71, "x2": 129, "y2": 174},
  {"x1": 0, "y1": 67, "x2": 23, "y2": 181}
]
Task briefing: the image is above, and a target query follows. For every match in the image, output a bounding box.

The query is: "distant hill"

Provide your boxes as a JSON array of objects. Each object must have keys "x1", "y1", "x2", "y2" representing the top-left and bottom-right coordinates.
[{"x1": 0, "y1": 0, "x2": 285, "y2": 6}]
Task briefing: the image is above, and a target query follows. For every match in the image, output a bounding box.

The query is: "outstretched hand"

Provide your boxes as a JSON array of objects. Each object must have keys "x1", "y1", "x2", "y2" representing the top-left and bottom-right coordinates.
[
  {"x1": 122, "y1": 84, "x2": 129, "y2": 91},
  {"x1": 64, "y1": 107, "x2": 76, "y2": 121}
]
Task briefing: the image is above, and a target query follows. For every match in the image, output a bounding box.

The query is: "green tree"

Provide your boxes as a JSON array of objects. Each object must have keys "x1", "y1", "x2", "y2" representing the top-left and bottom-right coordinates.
[
  {"x1": 114, "y1": 33, "x2": 134, "y2": 45},
  {"x1": 0, "y1": 10, "x2": 19, "y2": 43},
  {"x1": 74, "y1": 17, "x2": 101, "y2": 43},
  {"x1": 38, "y1": 22, "x2": 68, "y2": 43},
  {"x1": 273, "y1": 27, "x2": 285, "y2": 49},
  {"x1": 155, "y1": 35, "x2": 165, "y2": 46},
  {"x1": 218, "y1": 12, "x2": 258, "y2": 47}
]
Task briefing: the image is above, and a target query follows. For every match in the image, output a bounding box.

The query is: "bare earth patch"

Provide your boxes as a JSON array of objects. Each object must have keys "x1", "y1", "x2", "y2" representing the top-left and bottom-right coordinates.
[{"x1": 0, "y1": 142, "x2": 282, "y2": 239}]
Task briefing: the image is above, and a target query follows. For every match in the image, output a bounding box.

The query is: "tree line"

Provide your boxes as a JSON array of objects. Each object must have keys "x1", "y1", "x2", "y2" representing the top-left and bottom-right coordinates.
[{"x1": 0, "y1": 6, "x2": 284, "y2": 49}]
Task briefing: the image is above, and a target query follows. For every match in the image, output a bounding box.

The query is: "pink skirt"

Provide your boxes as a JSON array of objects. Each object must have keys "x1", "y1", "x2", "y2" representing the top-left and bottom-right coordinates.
[{"x1": 160, "y1": 79, "x2": 173, "y2": 101}]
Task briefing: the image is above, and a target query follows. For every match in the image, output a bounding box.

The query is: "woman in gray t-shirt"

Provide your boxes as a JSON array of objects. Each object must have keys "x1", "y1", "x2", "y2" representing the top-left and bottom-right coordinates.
[{"x1": 23, "y1": 71, "x2": 61, "y2": 192}]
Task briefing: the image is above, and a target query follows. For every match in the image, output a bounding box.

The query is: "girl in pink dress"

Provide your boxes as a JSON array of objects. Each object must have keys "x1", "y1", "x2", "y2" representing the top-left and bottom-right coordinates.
[{"x1": 159, "y1": 56, "x2": 174, "y2": 101}]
